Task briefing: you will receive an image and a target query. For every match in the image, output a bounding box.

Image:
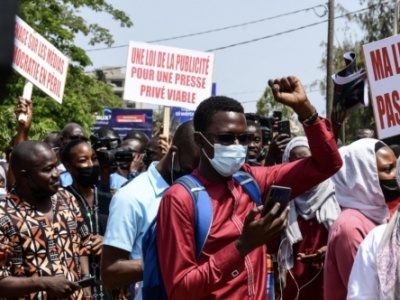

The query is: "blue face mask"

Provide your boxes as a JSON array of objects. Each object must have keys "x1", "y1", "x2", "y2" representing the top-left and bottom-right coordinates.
[{"x1": 202, "y1": 135, "x2": 247, "y2": 177}]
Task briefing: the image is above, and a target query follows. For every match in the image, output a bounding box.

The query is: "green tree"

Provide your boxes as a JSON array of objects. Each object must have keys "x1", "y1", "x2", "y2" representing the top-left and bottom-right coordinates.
[
  {"x1": 0, "y1": 0, "x2": 133, "y2": 152},
  {"x1": 256, "y1": 86, "x2": 293, "y2": 119},
  {"x1": 356, "y1": 0, "x2": 395, "y2": 43},
  {"x1": 19, "y1": 0, "x2": 132, "y2": 68}
]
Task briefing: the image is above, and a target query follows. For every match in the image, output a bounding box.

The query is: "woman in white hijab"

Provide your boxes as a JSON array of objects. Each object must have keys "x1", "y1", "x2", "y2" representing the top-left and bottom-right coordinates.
[
  {"x1": 277, "y1": 136, "x2": 341, "y2": 300},
  {"x1": 347, "y1": 155, "x2": 400, "y2": 300},
  {"x1": 324, "y1": 138, "x2": 400, "y2": 300}
]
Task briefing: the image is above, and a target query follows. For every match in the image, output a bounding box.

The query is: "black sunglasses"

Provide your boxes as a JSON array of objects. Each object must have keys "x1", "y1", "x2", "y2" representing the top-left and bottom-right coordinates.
[{"x1": 202, "y1": 132, "x2": 255, "y2": 145}]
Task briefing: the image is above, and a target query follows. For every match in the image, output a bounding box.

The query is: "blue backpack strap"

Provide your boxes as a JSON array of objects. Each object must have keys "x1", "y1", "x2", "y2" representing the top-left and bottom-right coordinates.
[
  {"x1": 175, "y1": 175, "x2": 213, "y2": 259},
  {"x1": 142, "y1": 217, "x2": 168, "y2": 300},
  {"x1": 233, "y1": 171, "x2": 262, "y2": 206}
]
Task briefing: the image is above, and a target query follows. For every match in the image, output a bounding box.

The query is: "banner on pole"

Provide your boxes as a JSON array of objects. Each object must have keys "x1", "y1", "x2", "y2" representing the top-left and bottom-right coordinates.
[
  {"x1": 92, "y1": 108, "x2": 153, "y2": 139},
  {"x1": 13, "y1": 16, "x2": 69, "y2": 103},
  {"x1": 331, "y1": 52, "x2": 368, "y2": 123},
  {"x1": 124, "y1": 41, "x2": 215, "y2": 110}
]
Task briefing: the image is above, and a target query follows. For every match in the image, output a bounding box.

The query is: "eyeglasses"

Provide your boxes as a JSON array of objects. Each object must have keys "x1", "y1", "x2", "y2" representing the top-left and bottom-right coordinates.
[{"x1": 202, "y1": 132, "x2": 255, "y2": 145}]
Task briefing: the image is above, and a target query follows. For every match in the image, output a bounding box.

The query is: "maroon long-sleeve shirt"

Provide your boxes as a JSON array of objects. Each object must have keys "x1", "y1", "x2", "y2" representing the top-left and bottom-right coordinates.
[{"x1": 157, "y1": 118, "x2": 342, "y2": 300}]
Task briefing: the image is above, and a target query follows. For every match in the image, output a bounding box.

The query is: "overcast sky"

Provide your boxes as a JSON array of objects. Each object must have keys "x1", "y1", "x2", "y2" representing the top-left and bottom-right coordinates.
[{"x1": 77, "y1": 0, "x2": 367, "y2": 117}]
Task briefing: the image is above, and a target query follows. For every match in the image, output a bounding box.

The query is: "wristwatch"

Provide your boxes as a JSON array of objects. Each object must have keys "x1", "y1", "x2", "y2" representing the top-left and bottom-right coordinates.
[{"x1": 299, "y1": 110, "x2": 319, "y2": 126}]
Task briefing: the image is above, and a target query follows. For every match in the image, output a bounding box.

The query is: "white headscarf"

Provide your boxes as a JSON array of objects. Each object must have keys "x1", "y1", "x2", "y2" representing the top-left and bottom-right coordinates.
[
  {"x1": 280, "y1": 137, "x2": 341, "y2": 269},
  {"x1": 332, "y1": 138, "x2": 388, "y2": 225}
]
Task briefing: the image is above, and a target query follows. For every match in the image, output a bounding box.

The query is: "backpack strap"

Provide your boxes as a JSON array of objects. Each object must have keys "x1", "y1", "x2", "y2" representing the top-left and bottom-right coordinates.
[
  {"x1": 174, "y1": 172, "x2": 261, "y2": 259},
  {"x1": 233, "y1": 171, "x2": 262, "y2": 206},
  {"x1": 175, "y1": 175, "x2": 213, "y2": 259}
]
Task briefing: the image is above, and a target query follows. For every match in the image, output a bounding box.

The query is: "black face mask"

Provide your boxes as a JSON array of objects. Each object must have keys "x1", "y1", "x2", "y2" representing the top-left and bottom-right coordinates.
[
  {"x1": 75, "y1": 166, "x2": 100, "y2": 188},
  {"x1": 380, "y1": 178, "x2": 400, "y2": 202}
]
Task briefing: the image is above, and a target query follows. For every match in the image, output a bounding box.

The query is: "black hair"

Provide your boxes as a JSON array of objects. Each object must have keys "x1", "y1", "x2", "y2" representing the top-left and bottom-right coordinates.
[
  {"x1": 93, "y1": 126, "x2": 120, "y2": 139},
  {"x1": 11, "y1": 141, "x2": 51, "y2": 175},
  {"x1": 43, "y1": 131, "x2": 62, "y2": 149},
  {"x1": 61, "y1": 139, "x2": 89, "y2": 165},
  {"x1": 193, "y1": 96, "x2": 244, "y2": 132},
  {"x1": 172, "y1": 120, "x2": 196, "y2": 150},
  {"x1": 91, "y1": 126, "x2": 121, "y2": 150},
  {"x1": 123, "y1": 129, "x2": 149, "y2": 144},
  {"x1": 61, "y1": 123, "x2": 85, "y2": 138}
]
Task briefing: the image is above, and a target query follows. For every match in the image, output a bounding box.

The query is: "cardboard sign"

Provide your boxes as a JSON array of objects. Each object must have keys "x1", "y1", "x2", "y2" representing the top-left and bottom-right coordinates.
[
  {"x1": 124, "y1": 41, "x2": 215, "y2": 110},
  {"x1": 92, "y1": 108, "x2": 153, "y2": 139},
  {"x1": 13, "y1": 16, "x2": 69, "y2": 103},
  {"x1": 363, "y1": 35, "x2": 400, "y2": 139}
]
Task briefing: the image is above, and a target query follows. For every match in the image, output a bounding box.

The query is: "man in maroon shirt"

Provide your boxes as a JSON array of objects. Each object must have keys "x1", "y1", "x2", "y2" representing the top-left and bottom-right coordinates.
[{"x1": 156, "y1": 76, "x2": 343, "y2": 299}]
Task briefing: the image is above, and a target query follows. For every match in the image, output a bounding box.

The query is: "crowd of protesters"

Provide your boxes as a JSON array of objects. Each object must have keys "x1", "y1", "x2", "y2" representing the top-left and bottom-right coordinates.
[{"x1": 0, "y1": 76, "x2": 399, "y2": 300}]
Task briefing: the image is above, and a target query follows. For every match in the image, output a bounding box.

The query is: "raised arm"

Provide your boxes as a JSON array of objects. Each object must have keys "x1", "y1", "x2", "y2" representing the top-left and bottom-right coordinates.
[{"x1": 268, "y1": 76, "x2": 319, "y2": 125}]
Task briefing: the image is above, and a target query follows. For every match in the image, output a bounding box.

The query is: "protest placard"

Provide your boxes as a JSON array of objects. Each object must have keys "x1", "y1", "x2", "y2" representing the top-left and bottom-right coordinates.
[
  {"x1": 123, "y1": 41, "x2": 215, "y2": 111},
  {"x1": 363, "y1": 35, "x2": 400, "y2": 139},
  {"x1": 13, "y1": 16, "x2": 69, "y2": 103}
]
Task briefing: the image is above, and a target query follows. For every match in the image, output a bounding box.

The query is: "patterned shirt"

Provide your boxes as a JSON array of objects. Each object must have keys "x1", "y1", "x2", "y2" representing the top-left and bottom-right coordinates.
[{"x1": 0, "y1": 188, "x2": 91, "y2": 300}]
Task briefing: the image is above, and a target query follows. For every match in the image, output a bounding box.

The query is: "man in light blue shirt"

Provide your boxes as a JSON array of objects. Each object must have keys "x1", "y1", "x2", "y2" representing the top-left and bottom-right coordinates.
[{"x1": 101, "y1": 121, "x2": 199, "y2": 299}]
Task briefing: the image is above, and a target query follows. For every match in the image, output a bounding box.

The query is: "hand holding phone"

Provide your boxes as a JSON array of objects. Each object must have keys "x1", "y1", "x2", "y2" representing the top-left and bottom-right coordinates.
[
  {"x1": 278, "y1": 120, "x2": 291, "y2": 136},
  {"x1": 297, "y1": 246, "x2": 327, "y2": 265},
  {"x1": 77, "y1": 276, "x2": 96, "y2": 288},
  {"x1": 236, "y1": 203, "x2": 289, "y2": 257},
  {"x1": 262, "y1": 185, "x2": 291, "y2": 216}
]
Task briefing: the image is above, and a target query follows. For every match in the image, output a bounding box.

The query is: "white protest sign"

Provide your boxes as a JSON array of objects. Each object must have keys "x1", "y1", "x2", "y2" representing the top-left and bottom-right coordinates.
[
  {"x1": 363, "y1": 35, "x2": 400, "y2": 139},
  {"x1": 13, "y1": 16, "x2": 69, "y2": 103},
  {"x1": 123, "y1": 41, "x2": 215, "y2": 110}
]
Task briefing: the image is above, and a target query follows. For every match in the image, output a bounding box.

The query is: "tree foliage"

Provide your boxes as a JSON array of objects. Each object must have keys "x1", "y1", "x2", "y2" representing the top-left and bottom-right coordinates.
[
  {"x1": 256, "y1": 87, "x2": 294, "y2": 119},
  {"x1": 19, "y1": 0, "x2": 133, "y2": 67},
  {"x1": 356, "y1": 0, "x2": 395, "y2": 43},
  {"x1": 0, "y1": 0, "x2": 132, "y2": 152}
]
